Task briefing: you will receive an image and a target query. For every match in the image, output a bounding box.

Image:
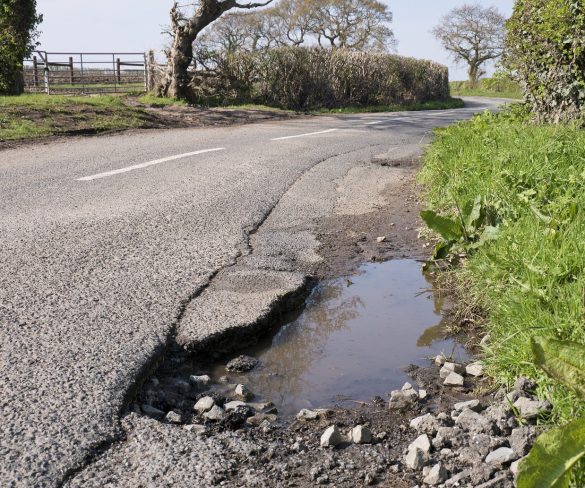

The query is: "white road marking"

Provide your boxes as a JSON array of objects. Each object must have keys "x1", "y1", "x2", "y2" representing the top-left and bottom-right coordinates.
[
  {"x1": 77, "y1": 148, "x2": 226, "y2": 181},
  {"x1": 365, "y1": 120, "x2": 384, "y2": 125},
  {"x1": 270, "y1": 128, "x2": 338, "y2": 141}
]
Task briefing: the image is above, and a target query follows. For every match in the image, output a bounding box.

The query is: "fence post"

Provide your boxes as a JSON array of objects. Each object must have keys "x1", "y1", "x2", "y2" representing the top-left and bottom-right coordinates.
[
  {"x1": 68, "y1": 56, "x2": 74, "y2": 85},
  {"x1": 116, "y1": 58, "x2": 121, "y2": 84},
  {"x1": 44, "y1": 53, "x2": 50, "y2": 94},
  {"x1": 33, "y1": 56, "x2": 39, "y2": 87}
]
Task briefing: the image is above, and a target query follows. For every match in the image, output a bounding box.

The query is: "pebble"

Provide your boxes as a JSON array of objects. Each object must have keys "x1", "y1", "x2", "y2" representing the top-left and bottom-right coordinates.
[
  {"x1": 234, "y1": 384, "x2": 254, "y2": 401},
  {"x1": 513, "y1": 397, "x2": 551, "y2": 420},
  {"x1": 224, "y1": 400, "x2": 247, "y2": 412},
  {"x1": 405, "y1": 447, "x2": 426, "y2": 470},
  {"x1": 485, "y1": 447, "x2": 517, "y2": 465},
  {"x1": 455, "y1": 409, "x2": 493, "y2": 435},
  {"x1": 376, "y1": 236, "x2": 387, "y2": 243},
  {"x1": 350, "y1": 425, "x2": 372, "y2": 444},
  {"x1": 296, "y1": 409, "x2": 320, "y2": 421},
  {"x1": 510, "y1": 458, "x2": 523, "y2": 477},
  {"x1": 418, "y1": 389, "x2": 428, "y2": 400},
  {"x1": 510, "y1": 426, "x2": 537, "y2": 456},
  {"x1": 203, "y1": 405, "x2": 225, "y2": 421},
  {"x1": 409, "y1": 434, "x2": 431, "y2": 454},
  {"x1": 443, "y1": 372, "x2": 464, "y2": 387},
  {"x1": 226, "y1": 355, "x2": 259, "y2": 373},
  {"x1": 194, "y1": 396, "x2": 215, "y2": 414},
  {"x1": 189, "y1": 374, "x2": 211, "y2": 387},
  {"x1": 183, "y1": 424, "x2": 207, "y2": 435},
  {"x1": 410, "y1": 413, "x2": 441, "y2": 435},
  {"x1": 434, "y1": 354, "x2": 447, "y2": 366},
  {"x1": 320, "y1": 425, "x2": 343, "y2": 448},
  {"x1": 466, "y1": 362, "x2": 484, "y2": 377},
  {"x1": 246, "y1": 413, "x2": 277, "y2": 426},
  {"x1": 453, "y1": 399, "x2": 481, "y2": 412},
  {"x1": 389, "y1": 389, "x2": 418, "y2": 410},
  {"x1": 423, "y1": 463, "x2": 448, "y2": 485},
  {"x1": 164, "y1": 410, "x2": 183, "y2": 424}
]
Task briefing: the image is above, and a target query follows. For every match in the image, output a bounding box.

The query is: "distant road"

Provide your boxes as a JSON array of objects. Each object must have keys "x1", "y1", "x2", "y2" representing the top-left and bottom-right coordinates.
[{"x1": 0, "y1": 97, "x2": 504, "y2": 486}]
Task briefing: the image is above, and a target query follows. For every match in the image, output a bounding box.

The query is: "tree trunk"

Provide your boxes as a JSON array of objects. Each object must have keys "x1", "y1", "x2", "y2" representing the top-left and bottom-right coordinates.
[
  {"x1": 467, "y1": 63, "x2": 479, "y2": 88},
  {"x1": 158, "y1": 0, "x2": 272, "y2": 99}
]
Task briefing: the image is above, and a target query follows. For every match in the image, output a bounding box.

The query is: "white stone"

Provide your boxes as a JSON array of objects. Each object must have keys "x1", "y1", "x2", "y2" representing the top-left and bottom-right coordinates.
[
  {"x1": 189, "y1": 374, "x2": 211, "y2": 387},
  {"x1": 513, "y1": 397, "x2": 551, "y2": 420},
  {"x1": 203, "y1": 405, "x2": 225, "y2": 421},
  {"x1": 510, "y1": 458, "x2": 523, "y2": 477},
  {"x1": 320, "y1": 425, "x2": 343, "y2": 448},
  {"x1": 193, "y1": 396, "x2": 215, "y2": 413},
  {"x1": 224, "y1": 401, "x2": 247, "y2": 412},
  {"x1": 466, "y1": 362, "x2": 484, "y2": 377},
  {"x1": 453, "y1": 399, "x2": 480, "y2": 412},
  {"x1": 183, "y1": 424, "x2": 207, "y2": 435},
  {"x1": 350, "y1": 425, "x2": 372, "y2": 444},
  {"x1": 418, "y1": 389, "x2": 428, "y2": 400},
  {"x1": 234, "y1": 384, "x2": 253, "y2": 401},
  {"x1": 443, "y1": 372, "x2": 464, "y2": 387},
  {"x1": 409, "y1": 434, "x2": 431, "y2": 454},
  {"x1": 486, "y1": 447, "x2": 517, "y2": 465},
  {"x1": 376, "y1": 236, "x2": 387, "y2": 243},
  {"x1": 297, "y1": 409, "x2": 320, "y2": 421},
  {"x1": 410, "y1": 413, "x2": 441, "y2": 435},
  {"x1": 405, "y1": 447, "x2": 426, "y2": 470},
  {"x1": 165, "y1": 411, "x2": 183, "y2": 424},
  {"x1": 402, "y1": 382, "x2": 414, "y2": 391},
  {"x1": 423, "y1": 463, "x2": 448, "y2": 485},
  {"x1": 434, "y1": 354, "x2": 447, "y2": 366}
]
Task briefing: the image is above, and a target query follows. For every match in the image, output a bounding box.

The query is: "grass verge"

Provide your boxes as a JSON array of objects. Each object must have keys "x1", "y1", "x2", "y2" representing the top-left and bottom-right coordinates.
[
  {"x1": 450, "y1": 78, "x2": 523, "y2": 100},
  {"x1": 419, "y1": 106, "x2": 585, "y2": 425},
  {"x1": 313, "y1": 98, "x2": 465, "y2": 114}
]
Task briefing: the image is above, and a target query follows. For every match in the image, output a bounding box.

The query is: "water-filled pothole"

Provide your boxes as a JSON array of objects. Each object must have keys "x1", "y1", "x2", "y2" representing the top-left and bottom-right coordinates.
[{"x1": 209, "y1": 259, "x2": 469, "y2": 416}]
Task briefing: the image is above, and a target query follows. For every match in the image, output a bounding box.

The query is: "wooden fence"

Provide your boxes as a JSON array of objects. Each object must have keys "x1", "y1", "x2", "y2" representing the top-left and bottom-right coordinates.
[{"x1": 23, "y1": 51, "x2": 149, "y2": 94}]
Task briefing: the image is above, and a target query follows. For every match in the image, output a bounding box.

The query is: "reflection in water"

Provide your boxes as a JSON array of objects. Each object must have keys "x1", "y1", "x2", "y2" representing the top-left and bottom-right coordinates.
[{"x1": 212, "y1": 260, "x2": 468, "y2": 416}]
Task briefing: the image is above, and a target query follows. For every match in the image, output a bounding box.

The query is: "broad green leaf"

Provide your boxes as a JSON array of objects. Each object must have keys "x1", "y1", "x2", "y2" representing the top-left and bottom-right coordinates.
[
  {"x1": 432, "y1": 241, "x2": 452, "y2": 260},
  {"x1": 531, "y1": 337, "x2": 585, "y2": 399},
  {"x1": 478, "y1": 225, "x2": 500, "y2": 245},
  {"x1": 464, "y1": 195, "x2": 483, "y2": 232},
  {"x1": 420, "y1": 210, "x2": 463, "y2": 241},
  {"x1": 517, "y1": 417, "x2": 585, "y2": 488},
  {"x1": 531, "y1": 205, "x2": 553, "y2": 225}
]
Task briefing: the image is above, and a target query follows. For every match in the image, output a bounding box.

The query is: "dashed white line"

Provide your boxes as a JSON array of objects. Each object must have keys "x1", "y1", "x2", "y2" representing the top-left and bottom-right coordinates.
[
  {"x1": 270, "y1": 128, "x2": 338, "y2": 141},
  {"x1": 77, "y1": 147, "x2": 226, "y2": 181}
]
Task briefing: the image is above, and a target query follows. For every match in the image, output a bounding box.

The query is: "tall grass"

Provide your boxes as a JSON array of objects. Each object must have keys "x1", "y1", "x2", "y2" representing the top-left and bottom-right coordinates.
[
  {"x1": 419, "y1": 108, "x2": 585, "y2": 423},
  {"x1": 450, "y1": 78, "x2": 523, "y2": 100}
]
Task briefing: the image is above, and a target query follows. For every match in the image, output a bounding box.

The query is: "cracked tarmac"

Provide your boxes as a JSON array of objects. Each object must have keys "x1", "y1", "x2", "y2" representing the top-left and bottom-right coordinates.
[{"x1": 0, "y1": 97, "x2": 507, "y2": 486}]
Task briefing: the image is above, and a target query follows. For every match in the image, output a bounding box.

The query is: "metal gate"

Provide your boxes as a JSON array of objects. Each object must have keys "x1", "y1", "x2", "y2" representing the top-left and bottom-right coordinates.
[{"x1": 23, "y1": 51, "x2": 148, "y2": 94}]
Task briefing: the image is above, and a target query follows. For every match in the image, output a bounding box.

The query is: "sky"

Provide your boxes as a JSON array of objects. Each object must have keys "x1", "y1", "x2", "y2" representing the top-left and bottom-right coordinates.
[{"x1": 36, "y1": 1, "x2": 515, "y2": 81}]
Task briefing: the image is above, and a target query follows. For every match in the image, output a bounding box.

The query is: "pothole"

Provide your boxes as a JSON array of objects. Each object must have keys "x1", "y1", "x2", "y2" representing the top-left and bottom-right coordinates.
[{"x1": 132, "y1": 259, "x2": 468, "y2": 428}]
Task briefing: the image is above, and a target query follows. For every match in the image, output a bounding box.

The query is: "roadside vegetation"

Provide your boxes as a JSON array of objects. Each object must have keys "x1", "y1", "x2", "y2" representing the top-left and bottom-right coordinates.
[
  {"x1": 421, "y1": 0, "x2": 585, "y2": 484},
  {"x1": 450, "y1": 77, "x2": 522, "y2": 100}
]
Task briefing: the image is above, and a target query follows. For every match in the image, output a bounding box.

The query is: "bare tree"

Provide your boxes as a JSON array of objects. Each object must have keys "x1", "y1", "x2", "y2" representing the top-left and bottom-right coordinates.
[
  {"x1": 432, "y1": 4, "x2": 506, "y2": 87},
  {"x1": 158, "y1": 0, "x2": 273, "y2": 99},
  {"x1": 308, "y1": 0, "x2": 395, "y2": 51}
]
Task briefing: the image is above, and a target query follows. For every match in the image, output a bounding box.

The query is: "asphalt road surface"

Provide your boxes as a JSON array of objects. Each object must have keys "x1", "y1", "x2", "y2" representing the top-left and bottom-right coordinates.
[{"x1": 0, "y1": 97, "x2": 505, "y2": 486}]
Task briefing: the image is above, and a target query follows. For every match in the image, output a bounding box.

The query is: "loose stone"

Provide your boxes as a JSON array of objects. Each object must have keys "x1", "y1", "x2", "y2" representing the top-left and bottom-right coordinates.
[
  {"x1": 388, "y1": 389, "x2": 417, "y2": 410},
  {"x1": 405, "y1": 447, "x2": 426, "y2": 470},
  {"x1": 224, "y1": 400, "x2": 247, "y2": 412},
  {"x1": 234, "y1": 384, "x2": 254, "y2": 401},
  {"x1": 189, "y1": 374, "x2": 211, "y2": 388},
  {"x1": 453, "y1": 399, "x2": 481, "y2": 412},
  {"x1": 434, "y1": 354, "x2": 447, "y2": 366},
  {"x1": 466, "y1": 362, "x2": 484, "y2": 377},
  {"x1": 194, "y1": 396, "x2": 215, "y2": 414},
  {"x1": 296, "y1": 409, "x2": 320, "y2": 421},
  {"x1": 423, "y1": 463, "x2": 448, "y2": 485},
  {"x1": 455, "y1": 409, "x2": 493, "y2": 435},
  {"x1": 350, "y1": 425, "x2": 372, "y2": 444},
  {"x1": 410, "y1": 413, "x2": 442, "y2": 435},
  {"x1": 513, "y1": 396, "x2": 552, "y2": 421},
  {"x1": 226, "y1": 355, "x2": 260, "y2": 373},
  {"x1": 376, "y1": 236, "x2": 387, "y2": 243},
  {"x1": 409, "y1": 434, "x2": 432, "y2": 455},
  {"x1": 320, "y1": 425, "x2": 343, "y2": 448},
  {"x1": 203, "y1": 405, "x2": 225, "y2": 421},
  {"x1": 510, "y1": 426, "x2": 537, "y2": 456},
  {"x1": 246, "y1": 413, "x2": 277, "y2": 426},
  {"x1": 443, "y1": 372, "x2": 464, "y2": 387},
  {"x1": 485, "y1": 447, "x2": 517, "y2": 465},
  {"x1": 165, "y1": 410, "x2": 183, "y2": 424},
  {"x1": 418, "y1": 389, "x2": 428, "y2": 400}
]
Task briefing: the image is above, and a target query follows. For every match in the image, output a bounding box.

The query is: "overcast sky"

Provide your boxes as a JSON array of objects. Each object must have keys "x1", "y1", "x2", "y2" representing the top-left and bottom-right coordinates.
[{"x1": 36, "y1": 1, "x2": 515, "y2": 81}]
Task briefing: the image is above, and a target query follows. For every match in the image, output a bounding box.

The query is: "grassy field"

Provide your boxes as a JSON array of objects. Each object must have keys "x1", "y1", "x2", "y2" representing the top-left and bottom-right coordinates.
[
  {"x1": 450, "y1": 78, "x2": 523, "y2": 100},
  {"x1": 419, "y1": 107, "x2": 585, "y2": 425}
]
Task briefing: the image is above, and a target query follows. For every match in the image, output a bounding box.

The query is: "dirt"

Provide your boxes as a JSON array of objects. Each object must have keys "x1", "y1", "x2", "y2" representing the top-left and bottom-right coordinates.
[{"x1": 0, "y1": 100, "x2": 300, "y2": 151}]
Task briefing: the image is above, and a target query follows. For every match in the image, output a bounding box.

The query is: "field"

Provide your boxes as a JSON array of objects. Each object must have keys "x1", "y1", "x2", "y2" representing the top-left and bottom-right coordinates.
[{"x1": 450, "y1": 78, "x2": 523, "y2": 100}]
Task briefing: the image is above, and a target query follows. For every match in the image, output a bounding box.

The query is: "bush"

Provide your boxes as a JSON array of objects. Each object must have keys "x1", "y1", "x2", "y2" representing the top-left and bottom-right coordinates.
[
  {"x1": 191, "y1": 47, "x2": 450, "y2": 110},
  {"x1": 505, "y1": 0, "x2": 585, "y2": 123}
]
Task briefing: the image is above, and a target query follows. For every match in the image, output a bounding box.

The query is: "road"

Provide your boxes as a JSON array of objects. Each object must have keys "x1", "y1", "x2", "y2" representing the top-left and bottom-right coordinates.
[{"x1": 0, "y1": 97, "x2": 504, "y2": 486}]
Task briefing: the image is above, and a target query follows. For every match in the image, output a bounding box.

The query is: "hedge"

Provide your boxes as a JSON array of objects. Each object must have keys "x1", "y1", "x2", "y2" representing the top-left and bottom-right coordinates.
[
  {"x1": 191, "y1": 47, "x2": 450, "y2": 110},
  {"x1": 505, "y1": 0, "x2": 585, "y2": 123}
]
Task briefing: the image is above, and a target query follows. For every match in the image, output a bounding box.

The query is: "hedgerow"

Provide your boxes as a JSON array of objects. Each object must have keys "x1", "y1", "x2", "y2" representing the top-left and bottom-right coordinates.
[
  {"x1": 191, "y1": 47, "x2": 450, "y2": 110},
  {"x1": 505, "y1": 0, "x2": 585, "y2": 123}
]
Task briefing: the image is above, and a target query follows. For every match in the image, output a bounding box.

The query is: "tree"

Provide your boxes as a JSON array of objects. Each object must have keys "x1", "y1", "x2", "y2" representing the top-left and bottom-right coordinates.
[
  {"x1": 158, "y1": 0, "x2": 274, "y2": 99},
  {"x1": 432, "y1": 3, "x2": 506, "y2": 87},
  {"x1": 308, "y1": 0, "x2": 395, "y2": 51},
  {"x1": 0, "y1": 0, "x2": 42, "y2": 94}
]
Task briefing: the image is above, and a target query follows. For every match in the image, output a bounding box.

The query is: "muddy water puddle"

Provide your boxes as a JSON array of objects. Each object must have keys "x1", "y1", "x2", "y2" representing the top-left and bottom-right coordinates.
[{"x1": 210, "y1": 259, "x2": 469, "y2": 416}]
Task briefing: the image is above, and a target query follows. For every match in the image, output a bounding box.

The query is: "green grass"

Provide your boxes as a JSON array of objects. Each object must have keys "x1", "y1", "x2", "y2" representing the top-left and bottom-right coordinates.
[
  {"x1": 313, "y1": 98, "x2": 465, "y2": 114},
  {"x1": 137, "y1": 94, "x2": 189, "y2": 107},
  {"x1": 0, "y1": 94, "x2": 146, "y2": 141},
  {"x1": 419, "y1": 107, "x2": 585, "y2": 425},
  {"x1": 450, "y1": 78, "x2": 523, "y2": 100}
]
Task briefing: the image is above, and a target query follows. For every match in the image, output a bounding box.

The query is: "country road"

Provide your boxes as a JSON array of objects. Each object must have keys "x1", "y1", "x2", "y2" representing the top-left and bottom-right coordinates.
[{"x1": 0, "y1": 97, "x2": 504, "y2": 486}]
